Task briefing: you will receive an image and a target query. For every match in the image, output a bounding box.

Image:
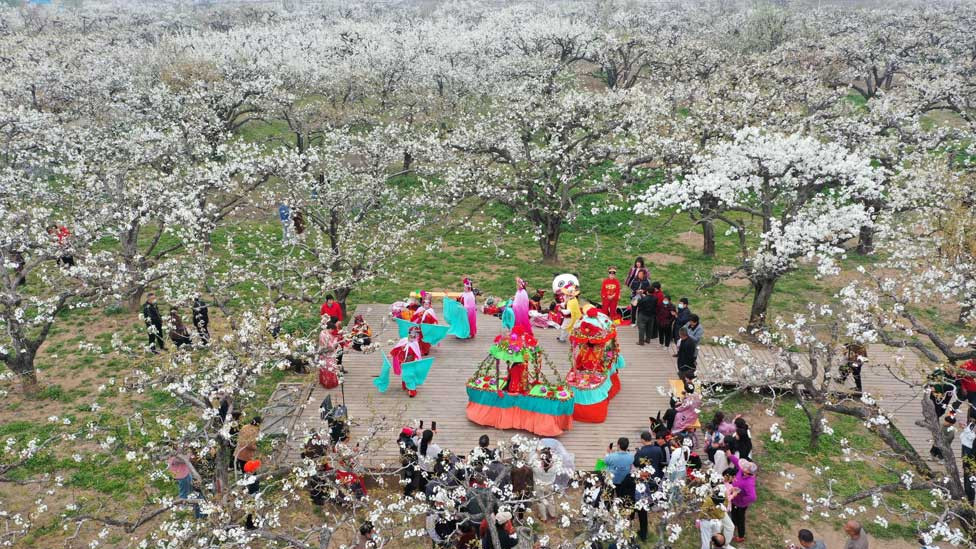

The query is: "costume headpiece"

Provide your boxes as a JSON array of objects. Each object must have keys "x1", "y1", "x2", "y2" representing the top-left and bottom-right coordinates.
[
  {"x1": 463, "y1": 277, "x2": 472, "y2": 290},
  {"x1": 408, "y1": 325, "x2": 422, "y2": 337},
  {"x1": 420, "y1": 290, "x2": 431, "y2": 306},
  {"x1": 516, "y1": 277, "x2": 527, "y2": 290},
  {"x1": 552, "y1": 273, "x2": 580, "y2": 295}
]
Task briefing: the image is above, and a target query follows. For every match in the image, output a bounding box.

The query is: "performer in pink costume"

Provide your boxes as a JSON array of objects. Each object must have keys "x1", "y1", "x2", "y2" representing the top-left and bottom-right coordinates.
[
  {"x1": 462, "y1": 278, "x2": 478, "y2": 338},
  {"x1": 512, "y1": 277, "x2": 533, "y2": 336}
]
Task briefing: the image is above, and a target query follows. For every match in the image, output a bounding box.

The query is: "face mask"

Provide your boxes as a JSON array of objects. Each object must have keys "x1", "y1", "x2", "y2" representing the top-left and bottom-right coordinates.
[
  {"x1": 663, "y1": 300, "x2": 669, "y2": 305},
  {"x1": 678, "y1": 304, "x2": 685, "y2": 309}
]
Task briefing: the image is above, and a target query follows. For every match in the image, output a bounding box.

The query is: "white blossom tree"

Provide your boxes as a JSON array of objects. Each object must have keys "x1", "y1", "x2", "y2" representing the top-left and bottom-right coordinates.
[
  {"x1": 447, "y1": 83, "x2": 651, "y2": 264},
  {"x1": 636, "y1": 127, "x2": 883, "y2": 330}
]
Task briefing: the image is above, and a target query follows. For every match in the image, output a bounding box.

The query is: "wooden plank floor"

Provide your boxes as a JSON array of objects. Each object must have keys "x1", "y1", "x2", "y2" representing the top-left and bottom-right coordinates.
[
  {"x1": 283, "y1": 305, "x2": 676, "y2": 469},
  {"x1": 283, "y1": 305, "x2": 948, "y2": 471}
]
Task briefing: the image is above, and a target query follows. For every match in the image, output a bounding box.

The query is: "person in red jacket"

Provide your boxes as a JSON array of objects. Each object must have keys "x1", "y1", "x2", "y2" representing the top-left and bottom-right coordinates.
[
  {"x1": 601, "y1": 267, "x2": 622, "y2": 322},
  {"x1": 319, "y1": 294, "x2": 343, "y2": 322},
  {"x1": 649, "y1": 281, "x2": 665, "y2": 339},
  {"x1": 656, "y1": 294, "x2": 676, "y2": 349},
  {"x1": 959, "y1": 359, "x2": 976, "y2": 416}
]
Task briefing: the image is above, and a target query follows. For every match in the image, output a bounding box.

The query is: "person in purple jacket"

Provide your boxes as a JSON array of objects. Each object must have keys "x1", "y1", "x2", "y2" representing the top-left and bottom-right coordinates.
[{"x1": 725, "y1": 450, "x2": 757, "y2": 544}]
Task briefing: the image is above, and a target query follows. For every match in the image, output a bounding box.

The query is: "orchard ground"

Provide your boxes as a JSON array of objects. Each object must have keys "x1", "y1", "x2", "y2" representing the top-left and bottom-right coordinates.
[{"x1": 0, "y1": 202, "x2": 945, "y2": 548}]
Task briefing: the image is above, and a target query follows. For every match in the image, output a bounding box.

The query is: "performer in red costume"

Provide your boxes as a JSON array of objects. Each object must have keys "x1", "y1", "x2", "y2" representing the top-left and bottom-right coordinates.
[
  {"x1": 503, "y1": 326, "x2": 534, "y2": 395},
  {"x1": 600, "y1": 267, "x2": 621, "y2": 322},
  {"x1": 506, "y1": 361, "x2": 528, "y2": 395},
  {"x1": 410, "y1": 291, "x2": 439, "y2": 356},
  {"x1": 390, "y1": 326, "x2": 424, "y2": 397}
]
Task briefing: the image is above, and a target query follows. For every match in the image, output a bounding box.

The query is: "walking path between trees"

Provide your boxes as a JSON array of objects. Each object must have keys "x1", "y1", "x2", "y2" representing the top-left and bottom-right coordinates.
[
  {"x1": 699, "y1": 343, "x2": 951, "y2": 470},
  {"x1": 278, "y1": 305, "x2": 947, "y2": 472}
]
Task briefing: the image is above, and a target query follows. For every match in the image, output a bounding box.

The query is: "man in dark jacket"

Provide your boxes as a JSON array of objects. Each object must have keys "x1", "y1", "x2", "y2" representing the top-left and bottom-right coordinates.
[
  {"x1": 142, "y1": 293, "x2": 164, "y2": 353},
  {"x1": 192, "y1": 296, "x2": 210, "y2": 344},
  {"x1": 634, "y1": 289, "x2": 658, "y2": 345},
  {"x1": 633, "y1": 429, "x2": 668, "y2": 540},
  {"x1": 672, "y1": 297, "x2": 692, "y2": 350},
  {"x1": 676, "y1": 326, "x2": 697, "y2": 377}
]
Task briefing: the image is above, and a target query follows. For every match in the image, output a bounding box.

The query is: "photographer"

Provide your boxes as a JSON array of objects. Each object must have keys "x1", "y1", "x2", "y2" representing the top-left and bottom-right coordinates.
[{"x1": 604, "y1": 437, "x2": 635, "y2": 504}]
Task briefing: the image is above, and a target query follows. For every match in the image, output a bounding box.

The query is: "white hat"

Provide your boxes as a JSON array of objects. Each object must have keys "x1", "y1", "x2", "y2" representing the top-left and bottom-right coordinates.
[{"x1": 495, "y1": 511, "x2": 513, "y2": 524}]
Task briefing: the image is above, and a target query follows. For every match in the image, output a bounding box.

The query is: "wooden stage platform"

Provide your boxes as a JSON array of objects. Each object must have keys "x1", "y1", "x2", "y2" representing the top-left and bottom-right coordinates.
[
  {"x1": 281, "y1": 305, "x2": 677, "y2": 469},
  {"x1": 280, "y1": 305, "x2": 945, "y2": 472}
]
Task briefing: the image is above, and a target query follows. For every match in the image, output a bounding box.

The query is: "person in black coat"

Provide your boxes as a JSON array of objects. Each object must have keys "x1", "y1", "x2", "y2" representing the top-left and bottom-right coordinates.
[
  {"x1": 634, "y1": 289, "x2": 658, "y2": 345},
  {"x1": 142, "y1": 293, "x2": 164, "y2": 353},
  {"x1": 672, "y1": 297, "x2": 692, "y2": 346},
  {"x1": 192, "y1": 296, "x2": 210, "y2": 344},
  {"x1": 676, "y1": 326, "x2": 697, "y2": 377}
]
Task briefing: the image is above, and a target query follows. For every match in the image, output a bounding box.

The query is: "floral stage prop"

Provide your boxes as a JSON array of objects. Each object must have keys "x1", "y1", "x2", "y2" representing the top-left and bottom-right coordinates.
[
  {"x1": 465, "y1": 326, "x2": 574, "y2": 436},
  {"x1": 567, "y1": 307, "x2": 625, "y2": 423}
]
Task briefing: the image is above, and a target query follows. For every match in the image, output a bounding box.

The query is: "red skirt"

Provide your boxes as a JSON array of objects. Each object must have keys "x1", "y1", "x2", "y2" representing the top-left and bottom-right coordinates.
[{"x1": 319, "y1": 367, "x2": 339, "y2": 389}]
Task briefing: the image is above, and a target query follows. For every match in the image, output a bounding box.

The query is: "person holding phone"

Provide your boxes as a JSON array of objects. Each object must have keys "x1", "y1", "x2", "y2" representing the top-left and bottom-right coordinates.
[{"x1": 604, "y1": 437, "x2": 635, "y2": 503}]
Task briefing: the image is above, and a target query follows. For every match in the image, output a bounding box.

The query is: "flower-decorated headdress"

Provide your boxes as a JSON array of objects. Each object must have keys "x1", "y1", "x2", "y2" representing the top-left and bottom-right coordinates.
[
  {"x1": 408, "y1": 325, "x2": 422, "y2": 339},
  {"x1": 463, "y1": 277, "x2": 473, "y2": 290},
  {"x1": 516, "y1": 277, "x2": 527, "y2": 290},
  {"x1": 420, "y1": 290, "x2": 432, "y2": 307}
]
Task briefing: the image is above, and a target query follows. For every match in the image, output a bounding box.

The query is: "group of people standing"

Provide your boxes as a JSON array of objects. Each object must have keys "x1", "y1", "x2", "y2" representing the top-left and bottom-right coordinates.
[
  {"x1": 602, "y1": 257, "x2": 705, "y2": 381},
  {"x1": 600, "y1": 408, "x2": 757, "y2": 547},
  {"x1": 317, "y1": 294, "x2": 374, "y2": 389},
  {"x1": 141, "y1": 293, "x2": 210, "y2": 353}
]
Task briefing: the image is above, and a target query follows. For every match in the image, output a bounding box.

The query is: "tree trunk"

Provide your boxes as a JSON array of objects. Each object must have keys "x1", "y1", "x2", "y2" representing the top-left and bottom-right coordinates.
[
  {"x1": 702, "y1": 219, "x2": 716, "y2": 257},
  {"x1": 8, "y1": 350, "x2": 38, "y2": 394},
  {"x1": 698, "y1": 195, "x2": 719, "y2": 257},
  {"x1": 126, "y1": 285, "x2": 146, "y2": 313},
  {"x1": 215, "y1": 440, "x2": 230, "y2": 497},
  {"x1": 334, "y1": 287, "x2": 351, "y2": 320},
  {"x1": 402, "y1": 151, "x2": 413, "y2": 172},
  {"x1": 856, "y1": 224, "x2": 874, "y2": 255},
  {"x1": 748, "y1": 277, "x2": 777, "y2": 332},
  {"x1": 808, "y1": 409, "x2": 824, "y2": 450},
  {"x1": 920, "y1": 393, "x2": 965, "y2": 499},
  {"x1": 539, "y1": 218, "x2": 562, "y2": 265}
]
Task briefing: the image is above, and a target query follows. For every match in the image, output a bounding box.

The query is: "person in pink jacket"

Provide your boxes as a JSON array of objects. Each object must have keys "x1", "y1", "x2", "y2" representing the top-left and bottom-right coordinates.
[
  {"x1": 727, "y1": 451, "x2": 758, "y2": 544},
  {"x1": 672, "y1": 382, "x2": 702, "y2": 434}
]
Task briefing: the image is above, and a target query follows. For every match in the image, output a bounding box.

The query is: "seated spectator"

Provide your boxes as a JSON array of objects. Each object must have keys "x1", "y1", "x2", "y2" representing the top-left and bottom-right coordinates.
[
  {"x1": 349, "y1": 315, "x2": 373, "y2": 351},
  {"x1": 529, "y1": 289, "x2": 545, "y2": 311},
  {"x1": 672, "y1": 380, "x2": 702, "y2": 435}
]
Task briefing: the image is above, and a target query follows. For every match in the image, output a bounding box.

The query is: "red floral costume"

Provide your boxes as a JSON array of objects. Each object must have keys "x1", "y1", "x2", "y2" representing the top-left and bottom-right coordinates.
[{"x1": 601, "y1": 276, "x2": 621, "y2": 321}]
